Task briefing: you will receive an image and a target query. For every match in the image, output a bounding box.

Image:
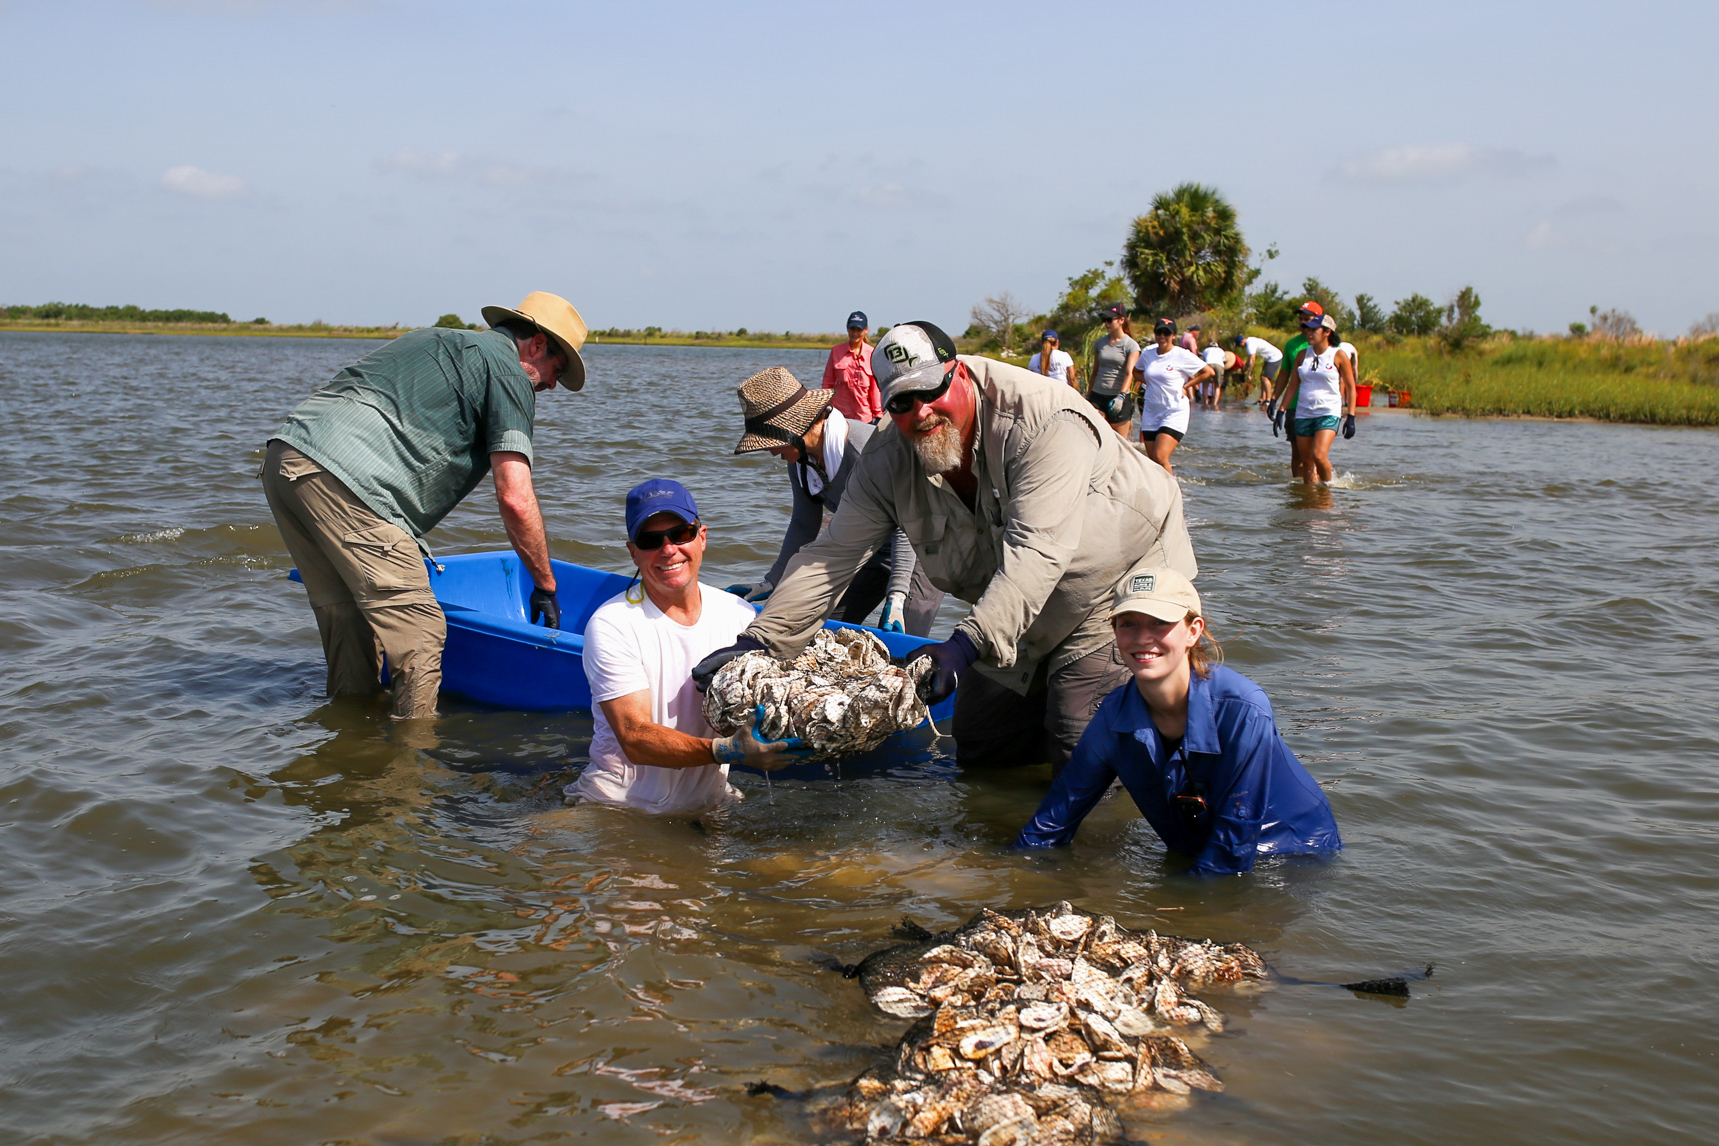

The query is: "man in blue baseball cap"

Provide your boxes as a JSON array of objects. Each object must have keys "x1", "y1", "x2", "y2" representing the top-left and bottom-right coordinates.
[
  {"x1": 822, "y1": 309, "x2": 881, "y2": 423},
  {"x1": 563, "y1": 479, "x2": 809, "y2": 814}
]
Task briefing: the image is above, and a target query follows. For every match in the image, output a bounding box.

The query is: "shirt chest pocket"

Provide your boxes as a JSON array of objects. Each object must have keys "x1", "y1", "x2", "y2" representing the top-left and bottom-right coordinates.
[{"x1": 916, "y1": 513, "x2": 987, "y2": 585}]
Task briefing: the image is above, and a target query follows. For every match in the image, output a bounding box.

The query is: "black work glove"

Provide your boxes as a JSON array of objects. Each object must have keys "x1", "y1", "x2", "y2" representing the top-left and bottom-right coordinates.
[
  {"x1": 1342, "y1": 413, "x2": 1357, "y2": 440},
  {"x1": 529, "y1": 586, "x2": 560, "y2": 630},
  {"x1": 692, "y1": 635, "x2": 765, "y2": 692},
  {"x1": 910, "y1": 630, "x2": 978, "y2": 705},
  {"x1": 1265, "y1": 397, "x2": 1278, "y2": 419},
  {"x1": 1271, "y1": 408, "x2": 1286, "y2": 438}
]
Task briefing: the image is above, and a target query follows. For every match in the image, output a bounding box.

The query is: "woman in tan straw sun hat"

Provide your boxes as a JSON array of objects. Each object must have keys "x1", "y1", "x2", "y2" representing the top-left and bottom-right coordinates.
[{"x1": 725, "y1": 366, "x2": 943, "y2": 635}]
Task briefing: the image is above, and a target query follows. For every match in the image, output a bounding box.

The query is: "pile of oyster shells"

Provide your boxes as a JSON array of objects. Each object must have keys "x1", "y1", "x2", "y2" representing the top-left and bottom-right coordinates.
[
  {"x1": 703, "y1": 627, "x2": 929, "y2": 760},
  {"x1": 826, "y1": 902, "x2": 1266, "y2": 1145}
]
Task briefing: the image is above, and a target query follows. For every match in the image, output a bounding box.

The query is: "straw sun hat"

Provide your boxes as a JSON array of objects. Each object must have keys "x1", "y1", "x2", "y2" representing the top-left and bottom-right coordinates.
[
  {"x1": 480, "y1": 291, "x2": 589, "y2": 391},
  {"x1": 732, "y1": 367, "x2": 833, "y2": 455}
]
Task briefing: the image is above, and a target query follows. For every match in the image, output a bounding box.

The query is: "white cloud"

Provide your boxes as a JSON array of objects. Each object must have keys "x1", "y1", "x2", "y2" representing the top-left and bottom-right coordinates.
[
  {"x1": 1336, "y1": 143, "x2": 1554, "y2": 184},
  {"x1": 160, "y1": 165, "x2": 247, "y2": 199}
]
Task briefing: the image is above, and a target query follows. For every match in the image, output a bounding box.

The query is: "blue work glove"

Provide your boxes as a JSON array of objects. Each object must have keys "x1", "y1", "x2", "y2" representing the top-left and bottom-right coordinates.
[
  {"x1": 724, "y1": 581, "x2": 774, "y2": 603},
  {"x1": 1342, "y1": 413, "x2": 1357, "y2": 439},
  {"x1": 1271, "y1": 408, "x2": 1286, "y2": 438},
  {"x1": 711, "y1": 704, "x2": 813, "y2": 770},
  {"x1": 877, "y1": 591, "x2": 907, "y2": 634},
  {"x1": 692, "y1": 635, "x2": 765, "y2": 692},
  {"x1": 911, "y1": 630, "x2": 978, "y2": 705},
  {"x1": 529, "y1": 586, "x2": 560, "y2": 630}
]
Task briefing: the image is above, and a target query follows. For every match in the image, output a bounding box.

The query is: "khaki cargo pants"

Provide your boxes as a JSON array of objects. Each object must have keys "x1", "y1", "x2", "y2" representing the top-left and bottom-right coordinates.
[{"x1": 261, "y1": 441, "x2": 445, "y2": 718}]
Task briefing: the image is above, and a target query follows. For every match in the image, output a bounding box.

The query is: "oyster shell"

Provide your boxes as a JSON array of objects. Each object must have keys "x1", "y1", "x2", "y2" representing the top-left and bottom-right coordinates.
[
  {"x1": 832, "y1": 903, "x2": 1265, "y2": 1142},
  {"x1": 701, "y1": 627, "x2": 929, "y2": 761}
]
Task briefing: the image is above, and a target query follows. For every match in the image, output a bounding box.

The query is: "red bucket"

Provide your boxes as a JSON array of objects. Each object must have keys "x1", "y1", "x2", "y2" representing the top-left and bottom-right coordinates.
[{"x1": 1355, "y1": 384, "x2": 1373, "y2": 408}]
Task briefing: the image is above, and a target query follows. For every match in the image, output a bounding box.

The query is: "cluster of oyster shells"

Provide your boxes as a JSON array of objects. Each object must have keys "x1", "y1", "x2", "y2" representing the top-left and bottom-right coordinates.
[
  {"x1": 828, "y1": 903, "x2": 1267, "y2": 1145},
  {"x1": 702, "y1": 627, "x2": 930, "y2": 761}
]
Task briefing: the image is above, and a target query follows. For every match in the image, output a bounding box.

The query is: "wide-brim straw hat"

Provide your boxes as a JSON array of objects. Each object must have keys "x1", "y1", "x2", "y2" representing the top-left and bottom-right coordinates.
[
  {"x1": 481, "y1": 291, "x2": 589, "y2": 391},
  {"x1": 733, "y1": 367, "x2": 832, "y2": 454}
]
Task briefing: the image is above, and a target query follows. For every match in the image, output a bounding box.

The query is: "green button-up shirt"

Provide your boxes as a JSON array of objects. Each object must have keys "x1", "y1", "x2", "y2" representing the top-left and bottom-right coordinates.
[{"x1": 270, "y1": 328, "x2": 536, "y2": 551}]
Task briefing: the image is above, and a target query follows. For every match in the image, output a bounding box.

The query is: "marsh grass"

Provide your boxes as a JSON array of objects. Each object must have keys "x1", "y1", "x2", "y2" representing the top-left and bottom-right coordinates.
[
  {"x1": 1351, "y1": 335, "x2": 1719, "y2": 426},
  {"x1": 0, "y1": 318, "x2": 410, "y2": 340}
]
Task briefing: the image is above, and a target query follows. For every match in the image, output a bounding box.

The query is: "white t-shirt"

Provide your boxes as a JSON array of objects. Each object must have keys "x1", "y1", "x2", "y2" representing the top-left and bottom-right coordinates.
[
  {"x1": 564, "y1": 583, "x2": 759, "y2": 815},
  {"x1": 1296, "y1": 347, "x2": 1346, "y2": 418},
  {"x1": 1136, "y1": 346, "x2": 1206, "y2": 434},
  {"x1": 1241, "y1": 337, "x2": 1283, "y2": 364},
  {"x1": 1337, "y1": 342, "x2": 1358, "y2": 371},
  {"x1": 1202, "y1": 346, "x2": 1226, "y2": 367},
  {"x1": 1026, "y1": 348, "x2": 1075, "y2": 384}
]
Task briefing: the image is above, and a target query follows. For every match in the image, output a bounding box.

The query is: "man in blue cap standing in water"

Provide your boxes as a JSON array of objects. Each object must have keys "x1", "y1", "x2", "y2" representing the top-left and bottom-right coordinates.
[{"x1": 262, "y1": 292, "x2": 586, "y2": 718}]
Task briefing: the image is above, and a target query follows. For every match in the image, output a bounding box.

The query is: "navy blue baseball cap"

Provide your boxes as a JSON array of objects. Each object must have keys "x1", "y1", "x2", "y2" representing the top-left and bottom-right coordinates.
[
  {"x1": 846, "y1": 310, "x2": 868, "y2": 330},
  {"x1": 625, "y1": 479, "x2": 700, "y2": 541},
  {"x1": 1041, "y1": 328, "x2": 1059, "y2": 341}
]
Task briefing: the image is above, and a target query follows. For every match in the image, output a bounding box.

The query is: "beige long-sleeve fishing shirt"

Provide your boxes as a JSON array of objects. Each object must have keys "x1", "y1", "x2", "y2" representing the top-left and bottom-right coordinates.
[{"x1": 744, "y1": 356, "x2": 1197, "y2": 694}]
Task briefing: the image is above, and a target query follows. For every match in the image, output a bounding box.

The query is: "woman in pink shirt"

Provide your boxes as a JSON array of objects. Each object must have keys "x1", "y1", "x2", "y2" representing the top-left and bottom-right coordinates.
[{"x1": 822, "y1": 310, "x2": 882, "y2": 423}]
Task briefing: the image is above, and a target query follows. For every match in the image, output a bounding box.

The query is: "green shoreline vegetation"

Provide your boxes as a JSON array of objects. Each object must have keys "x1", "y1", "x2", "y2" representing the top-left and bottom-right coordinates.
[
  {"x1": 0, "y1": 304, "x2": 853, "y2": 350},
  {"x1": 8, "y1": 281, "x2": 1718, "y2": 426}
]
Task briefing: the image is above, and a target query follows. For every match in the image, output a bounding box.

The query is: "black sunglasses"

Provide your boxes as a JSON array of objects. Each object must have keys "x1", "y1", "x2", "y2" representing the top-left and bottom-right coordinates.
[
  {"x1": 884, "y1": 363, "x2": 956, "y2": 415},
  {"x1": 633, "y1": 520, "x2": 700, "y2": 550}
]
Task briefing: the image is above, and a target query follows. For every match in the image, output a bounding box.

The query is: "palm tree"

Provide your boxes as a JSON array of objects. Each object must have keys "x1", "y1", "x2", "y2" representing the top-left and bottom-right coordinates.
[{"x1": 1122, "y1": 183, "x2": 1249, "y2": 316}]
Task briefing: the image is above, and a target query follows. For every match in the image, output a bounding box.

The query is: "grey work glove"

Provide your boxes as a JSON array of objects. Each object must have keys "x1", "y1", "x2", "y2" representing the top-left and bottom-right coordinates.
[
  {"x1": 711, "y1": 704, "x2": 813, "y2": 771},
  {"x1": 529, "y1": 586, "x2": 560, "y2": 630},
  {"x1": 723, "y1": 580, "x2": 775, "y2": 603},
  {"x1": 692, "y1": 636, "x2": 765, "y2": 692},
  {"x1": 1271, "y1": 408, "x2": 1286, "y2": 438}
]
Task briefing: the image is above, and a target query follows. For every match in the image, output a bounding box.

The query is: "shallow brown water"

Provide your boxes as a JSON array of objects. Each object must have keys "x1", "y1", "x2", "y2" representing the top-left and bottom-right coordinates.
[{"x1": 2, "y1": 332, "x2": 1717, "y2": 1144}]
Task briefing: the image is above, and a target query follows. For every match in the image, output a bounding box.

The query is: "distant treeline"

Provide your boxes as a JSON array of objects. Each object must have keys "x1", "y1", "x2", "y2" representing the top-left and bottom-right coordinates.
[{"x1": 3, "y1": 302, "x2": 240, "y2": 324}]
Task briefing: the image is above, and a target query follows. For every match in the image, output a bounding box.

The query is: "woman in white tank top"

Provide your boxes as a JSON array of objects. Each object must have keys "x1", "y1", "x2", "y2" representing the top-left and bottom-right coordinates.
[{"x1": 1275, "y1": 313, "x2": 1356, "y2": 485}]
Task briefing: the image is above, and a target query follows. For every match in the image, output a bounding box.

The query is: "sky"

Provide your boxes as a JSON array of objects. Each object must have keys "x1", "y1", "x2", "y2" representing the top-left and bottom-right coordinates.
[{"x1": 3, "y1": 0, "x2": 1717, "y2": 336}]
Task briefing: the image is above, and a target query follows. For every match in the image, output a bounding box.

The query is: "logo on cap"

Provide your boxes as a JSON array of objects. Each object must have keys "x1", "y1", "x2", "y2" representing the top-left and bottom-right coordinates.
[
  {"x1": 1130, "y1": 574, "x2": 1156, "y2": 594},
  {"x1": 884, "y1": 342, "x2": 919, "y2": 366}
]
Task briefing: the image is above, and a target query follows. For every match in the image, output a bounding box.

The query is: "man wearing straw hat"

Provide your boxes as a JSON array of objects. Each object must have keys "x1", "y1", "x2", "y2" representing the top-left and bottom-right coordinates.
[
  {"x1": 262, "y1": 291, "x2": 588, "y2": 719},
  {"x1": 694, "y1": 321, "x2": 1197, "y2": 776},
  {"x1": 724, "y1": 367, "x2": 942, "y2": 635}
]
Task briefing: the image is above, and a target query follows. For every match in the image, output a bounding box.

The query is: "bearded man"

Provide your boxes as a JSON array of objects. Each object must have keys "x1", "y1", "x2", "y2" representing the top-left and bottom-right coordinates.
[{"x1": 693, "y1": 321, "x2": 1198, "y2": 776}]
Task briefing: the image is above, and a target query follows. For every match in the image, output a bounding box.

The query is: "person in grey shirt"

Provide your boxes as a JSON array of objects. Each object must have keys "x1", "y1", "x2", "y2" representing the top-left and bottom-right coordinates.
[
  {"x1": 724, "y1": 367, "x2": 943, "y2": 635},
  {"x1": 1086, "y1": 303, "x2": 1141, "y2": 436}
]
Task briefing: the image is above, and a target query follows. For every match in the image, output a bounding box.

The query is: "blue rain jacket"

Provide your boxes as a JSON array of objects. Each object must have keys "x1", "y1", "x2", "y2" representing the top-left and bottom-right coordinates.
[{"x1": 1015, "y1": 666, "x2": 1341, "y2": 874}]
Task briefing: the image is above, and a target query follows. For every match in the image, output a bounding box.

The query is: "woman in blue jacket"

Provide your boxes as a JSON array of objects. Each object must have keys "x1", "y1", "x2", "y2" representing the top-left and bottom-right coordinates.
[{"x1": 1015, "y1": 566, "x2": 1340, "y2": 875}]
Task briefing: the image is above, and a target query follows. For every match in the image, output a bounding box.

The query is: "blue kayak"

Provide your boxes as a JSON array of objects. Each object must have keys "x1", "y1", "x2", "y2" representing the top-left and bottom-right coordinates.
[{"x1": 291, "y1": 550, "x2": 955, "y2": 725}]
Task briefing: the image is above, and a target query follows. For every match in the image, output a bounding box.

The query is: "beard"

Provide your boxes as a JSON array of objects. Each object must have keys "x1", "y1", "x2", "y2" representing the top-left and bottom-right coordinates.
[{"x1": 908, "y1": 414, "x2": 965, "y2": 474}]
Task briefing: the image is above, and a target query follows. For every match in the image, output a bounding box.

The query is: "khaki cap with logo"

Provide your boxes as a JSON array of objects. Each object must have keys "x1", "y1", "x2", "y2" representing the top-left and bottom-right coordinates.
[{"x1": 1109, "y1": 564, "x2": 1202, "y2": 623}]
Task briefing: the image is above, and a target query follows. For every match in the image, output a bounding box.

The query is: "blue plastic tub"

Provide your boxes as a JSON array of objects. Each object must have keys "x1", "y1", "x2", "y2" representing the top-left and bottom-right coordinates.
[{"x1": 290, "y1": 551, "x2": 956, "y2": 724}]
